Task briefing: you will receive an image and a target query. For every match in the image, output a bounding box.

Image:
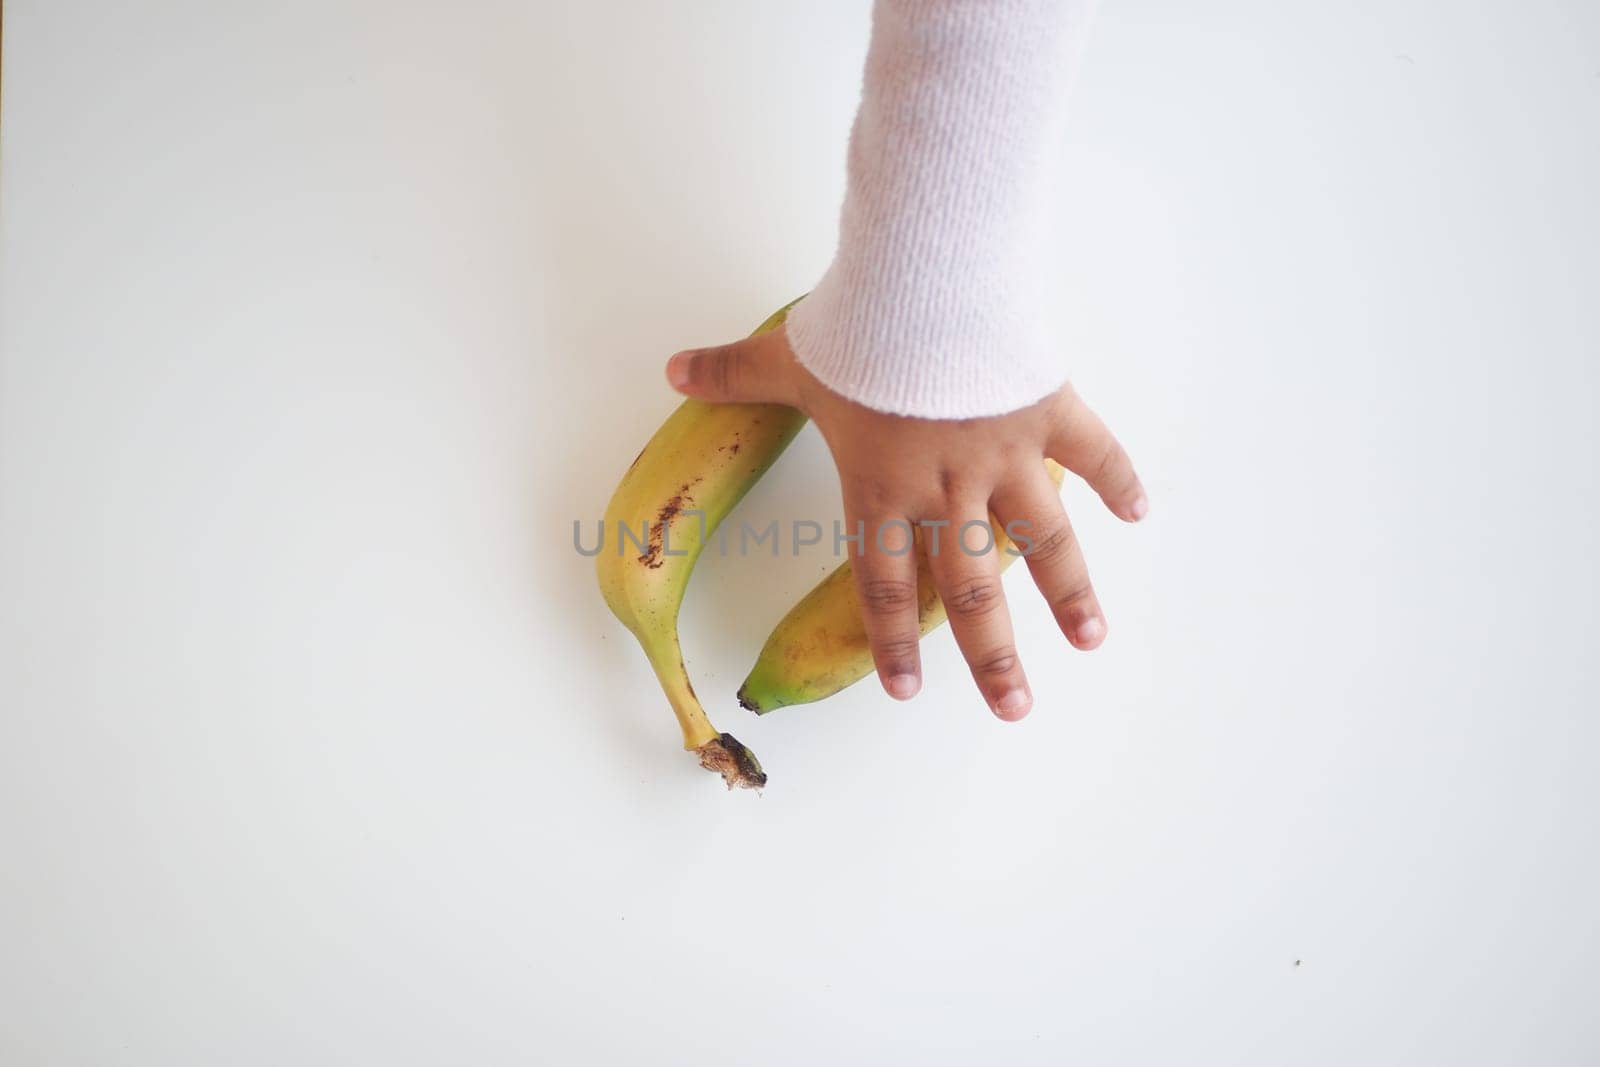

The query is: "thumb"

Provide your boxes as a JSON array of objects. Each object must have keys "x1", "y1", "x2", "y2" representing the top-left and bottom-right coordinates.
[{"x1": 665, "y1": 327, "x2": 797, "y2": 406}]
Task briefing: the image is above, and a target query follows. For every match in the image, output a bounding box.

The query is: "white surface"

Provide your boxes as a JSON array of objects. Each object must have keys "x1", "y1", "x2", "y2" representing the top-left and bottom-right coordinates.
[{"x1": 1, "y1": 2, "x2": 1597, "y2": 1064}]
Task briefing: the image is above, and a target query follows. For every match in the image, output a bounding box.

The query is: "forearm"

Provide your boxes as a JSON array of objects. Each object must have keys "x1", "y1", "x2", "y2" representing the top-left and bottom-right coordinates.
[{"x1": 787, "y1": 0, "x2": 1100, "y2": 419}]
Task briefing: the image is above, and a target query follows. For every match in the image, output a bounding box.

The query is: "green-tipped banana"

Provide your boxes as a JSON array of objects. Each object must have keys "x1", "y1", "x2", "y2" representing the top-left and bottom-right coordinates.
[
  {"x1": 737, "y1": 460, "x2": 1067, "y2": 713},
  {"x1": 596, "y1": 298, "x2": 808, "y2": 787}
]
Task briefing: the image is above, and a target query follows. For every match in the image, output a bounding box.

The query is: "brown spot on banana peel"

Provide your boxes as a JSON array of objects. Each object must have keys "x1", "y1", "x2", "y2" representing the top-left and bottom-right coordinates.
[{"x1": 636, "y1": 476, "x2": 703, "y2": 568}]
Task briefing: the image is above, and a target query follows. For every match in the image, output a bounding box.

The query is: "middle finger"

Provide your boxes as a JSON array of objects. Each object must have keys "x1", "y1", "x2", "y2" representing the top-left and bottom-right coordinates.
[{"x1": 924, "y1": 507, "x2": 1032, "y2": 721}]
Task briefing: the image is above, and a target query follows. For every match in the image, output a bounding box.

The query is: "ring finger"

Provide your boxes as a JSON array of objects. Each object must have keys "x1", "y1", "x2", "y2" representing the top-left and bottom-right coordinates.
[{"x1": 991, "y1": 470, "x2": 1106, "y2": 650}]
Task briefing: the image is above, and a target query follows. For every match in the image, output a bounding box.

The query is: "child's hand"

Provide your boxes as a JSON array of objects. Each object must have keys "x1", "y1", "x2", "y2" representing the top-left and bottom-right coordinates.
[{"x1": 667, "y1": 326, "x2": 1147, "y2": 721}]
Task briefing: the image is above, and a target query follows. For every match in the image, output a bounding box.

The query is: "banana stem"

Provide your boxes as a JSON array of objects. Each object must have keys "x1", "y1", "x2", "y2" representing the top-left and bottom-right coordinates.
[
  {"x1": 644, "y1": 640, "x2": 767, "y2": 789},
  {"x1": 644, "y1": 638, "x2": 719, "y2": 751}
]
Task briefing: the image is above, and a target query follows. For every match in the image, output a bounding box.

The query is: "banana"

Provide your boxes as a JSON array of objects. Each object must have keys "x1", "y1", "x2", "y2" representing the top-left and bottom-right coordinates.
[
  {"x1": 596, "y1": 298, "x2": 808, "y2": 788},
  {"x1": 737, "y1": 460, "x2": 1067, "y2": 713}
]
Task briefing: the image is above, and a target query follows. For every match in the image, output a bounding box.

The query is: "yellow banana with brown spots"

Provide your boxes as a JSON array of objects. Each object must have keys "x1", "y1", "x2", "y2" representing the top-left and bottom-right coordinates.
[{"x1": 595, "y1": 298, "x2": 807, "y2": 788}]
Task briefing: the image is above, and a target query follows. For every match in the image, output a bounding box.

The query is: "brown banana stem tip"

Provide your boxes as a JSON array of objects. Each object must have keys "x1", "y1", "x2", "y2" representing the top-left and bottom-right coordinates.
[{"x1": 696, "y1": 733, "x2": 767, "y2": 790}]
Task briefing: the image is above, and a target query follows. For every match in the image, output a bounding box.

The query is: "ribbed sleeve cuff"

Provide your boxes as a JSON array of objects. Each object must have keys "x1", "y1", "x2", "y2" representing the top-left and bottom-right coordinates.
[{"x1": 787, "y1": 0, "x2": 1099, "y2": 419}]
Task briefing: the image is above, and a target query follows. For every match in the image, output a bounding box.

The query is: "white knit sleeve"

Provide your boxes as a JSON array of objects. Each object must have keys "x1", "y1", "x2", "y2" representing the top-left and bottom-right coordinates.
[{"x1": 785, "y1": 0, "x2": 1100, "y2": 420}]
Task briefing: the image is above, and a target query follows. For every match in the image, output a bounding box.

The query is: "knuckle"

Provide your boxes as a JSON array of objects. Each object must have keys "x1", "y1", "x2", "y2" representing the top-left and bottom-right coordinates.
[
  {"x1": 946, "y1": 577, "x2": 1002, "y2": 619},
  {"x1": 936, "y1": 469, "x2": 983, "y2": 503},
  {"x1": 860, "y1": 578, "x2": 917, "y2": 613},
  {"x1": 1090, "y1": 440, "x2": 1122, "y2": 483},
  {"x1": 970, "y1": 646, "x2": 1019, "y2": 679},
  {"x1": 1050, "y1": 581, "x2": 1095, "y2": 616},
  {"x1": 1025, "y1": 521, "x2": 1076, "y2": 564},
  {"x1": 1095, "y1": 444, "x2": 1139, "y2": 496},
  {"x1": 873, "y1": 634, "x2": 921, "y2": 667},
  {"x1": 853, "y1": 478, "x2": 891, "y2": 512},
  {"x1": 712, "y1": 351, "x2": 740, "y2": 395},
  {"x1": 693, "y1": 347, "x2": 736, "y2": 395}
]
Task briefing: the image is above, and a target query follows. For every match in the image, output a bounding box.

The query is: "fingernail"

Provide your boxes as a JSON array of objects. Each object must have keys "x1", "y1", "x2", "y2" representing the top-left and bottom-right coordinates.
[
  {"x1": 1128, "y1": 494, "x2": 1149, "y2": 522},
  {"x1": 996, "y1": 689, "x2": 1031, "y2": 719},
  {"x1": 1075, "y1": 617, "x2": 1105, "y2": 647},
  {"x1": 666, "y1": 351, "x2": 692, "y2": 390},
  {"x1": 886, "y1": 673, "x2": 920, "y2": 700}
]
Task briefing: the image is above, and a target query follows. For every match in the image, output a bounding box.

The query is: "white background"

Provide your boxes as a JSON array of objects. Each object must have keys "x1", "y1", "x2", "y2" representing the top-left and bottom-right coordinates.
[{"x1": 2, "y1": 1, "x2": 1597, "y2": 1063}]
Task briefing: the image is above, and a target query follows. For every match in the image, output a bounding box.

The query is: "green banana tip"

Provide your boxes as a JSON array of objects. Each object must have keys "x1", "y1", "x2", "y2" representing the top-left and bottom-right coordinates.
[
  {"x1": 736, "y1": 684, "x2": 785, "y2": 716},
  {"x1": 697, "y1": 733, "x2": 767, "y2": 790}
]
